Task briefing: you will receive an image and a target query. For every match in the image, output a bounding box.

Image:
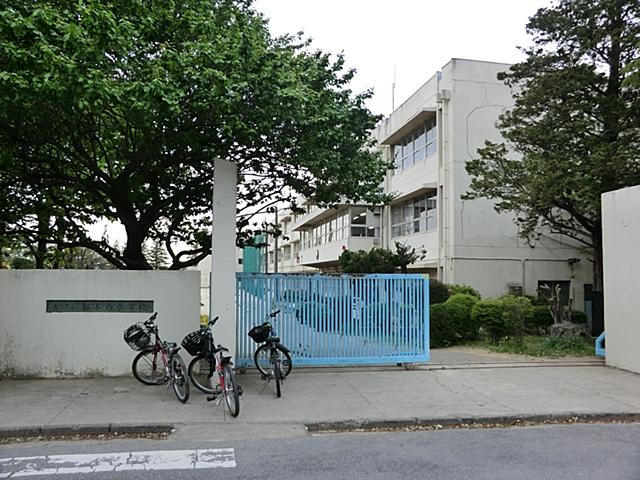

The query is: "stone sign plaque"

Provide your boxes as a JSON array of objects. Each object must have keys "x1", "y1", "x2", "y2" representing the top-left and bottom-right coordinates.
[{"x1": 46, "y1": 300, "x2": 154, "y2": 313}]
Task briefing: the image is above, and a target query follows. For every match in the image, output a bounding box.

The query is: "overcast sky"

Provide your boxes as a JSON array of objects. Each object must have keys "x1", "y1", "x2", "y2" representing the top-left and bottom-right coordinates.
[{"x1": 253, "y1": 0, "x2": 554, "y2": 116}]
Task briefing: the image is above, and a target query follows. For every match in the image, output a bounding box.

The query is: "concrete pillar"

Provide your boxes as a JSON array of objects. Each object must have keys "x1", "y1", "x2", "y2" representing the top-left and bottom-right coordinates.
[
  {"x1": 210, "y1": 158, "x2": 237, "y2": 359},
  {"x1": 602, "y1": 184, "x2": 640, "y2": 374}
]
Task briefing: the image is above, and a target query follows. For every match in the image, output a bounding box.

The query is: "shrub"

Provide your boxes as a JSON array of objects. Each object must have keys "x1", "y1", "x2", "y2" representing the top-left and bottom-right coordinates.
[
  {"x1": 499, "y1": 295, "x2": 532, "y2": 340},
  {"x1": 430, "y1": 280, "x2": 450, "y2": 304},
  {"x1": 430, "y1": 303, "x2": 456, "y2": 348},
  {"x1": 471, "y1": 299, "x2": 506, "y2": 343},
  {"x1": 529, "y1": 305, "x2": 554, "y2": 333},
  {"x1": 525, "y1": 295, "x2": 549, "y2": 306},
  {"x1": 445, "y1": 293, "x2": 481, "y2": 340},
  {"x1": 339, "y1": 248, "x2": 396, "y2": 273},
  {"x1": 447, "y1": 284, "x2": 481, "y2": 298},
  {"x1": 570, "y1": 310, "x2": 588, "y2": 325}
]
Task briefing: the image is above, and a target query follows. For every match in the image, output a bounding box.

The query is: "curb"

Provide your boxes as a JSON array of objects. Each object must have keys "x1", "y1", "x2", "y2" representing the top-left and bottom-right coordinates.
[
  {"x1": 0, "y1": 424, "x2": 174, "y2": 439},
  {"x1": 305, "y1": 412, "x2": 640, "y2": 433},
  {"x1": 418, "y1": 360, "x2": 605, "y2": 370}
]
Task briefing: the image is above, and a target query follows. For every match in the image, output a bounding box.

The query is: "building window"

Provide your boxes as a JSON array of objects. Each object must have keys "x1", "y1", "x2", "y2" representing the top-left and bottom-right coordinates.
[
  {"x1": 391, "y1": 192, "x2": 437, "y2": 238},
  {"x1": 299, "y1": 207, "x2": 380, "y2": 246},
  {"x1": 392, "y1": 117, "x2": 437, "y2": 174}
]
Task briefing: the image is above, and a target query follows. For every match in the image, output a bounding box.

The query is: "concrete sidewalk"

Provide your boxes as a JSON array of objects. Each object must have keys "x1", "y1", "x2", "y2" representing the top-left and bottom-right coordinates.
[{"x1": 1, "y1": 352, "x2": 639, "y2": 440}]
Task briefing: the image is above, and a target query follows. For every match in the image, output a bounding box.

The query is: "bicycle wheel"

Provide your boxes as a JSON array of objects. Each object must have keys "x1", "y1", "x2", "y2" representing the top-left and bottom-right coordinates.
[
  {"x1": 132, "y1": 349, "x2": 168, "y2": 385},
  {"x1": 254, "y1": 344, "x2": 292, "y2": 377},
  {"x1": 171, "y1": 354, "x2": 190, "y2": 403},
  {"x1": 222, "y1": 364, "x2": 240, "y2": 417},
  {"x1": 273, "y1": 352, "x2": 282, "y2": 398},
  {"x1": 188, "y1": 353, "x2": 216, "y2": 394}
]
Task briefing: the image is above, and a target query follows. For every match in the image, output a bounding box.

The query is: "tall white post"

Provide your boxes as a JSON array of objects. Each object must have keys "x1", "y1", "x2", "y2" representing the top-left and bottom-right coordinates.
[{"x1": 210, "y1": 158, "x2": 237, "y2": 359}]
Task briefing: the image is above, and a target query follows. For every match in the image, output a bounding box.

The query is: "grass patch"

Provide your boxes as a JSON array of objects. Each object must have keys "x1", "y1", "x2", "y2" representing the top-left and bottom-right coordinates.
[{"x1": 469, "y1": 336, "x2": 595, "y2": 357}]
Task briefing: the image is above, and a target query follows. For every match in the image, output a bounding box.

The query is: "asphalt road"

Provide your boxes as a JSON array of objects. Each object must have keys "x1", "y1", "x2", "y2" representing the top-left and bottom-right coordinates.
[{"x1": 2, "y1": 423, "x2": 639, "y2": 479}]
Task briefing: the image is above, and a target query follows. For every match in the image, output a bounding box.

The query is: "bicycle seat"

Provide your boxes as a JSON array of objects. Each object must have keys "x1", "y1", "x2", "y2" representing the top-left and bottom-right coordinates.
[
  {"x1": 267, "y1": 336, "x2": 280, "y2": 343},
  {"x1": 213, "y1": 345, "x2": 229, "y2": 353}
]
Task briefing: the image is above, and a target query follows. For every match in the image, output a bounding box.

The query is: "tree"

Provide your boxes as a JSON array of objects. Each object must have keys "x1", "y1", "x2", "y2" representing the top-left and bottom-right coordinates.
[
  {"x1": 0, "y1": 0, "x2": 391, "y2": 270},
  {"x1": 143, "y1": 240, "x2": 169, "y2": 270},
  {"x1": 463, "y1": 0, "x2": 640, "y2": 333},
  {"x1": 338, "y1": 242, "x2": 426, "y2": 274},
  {"x1": 393, "y1": 241, "x2": 426, "y2": 274},
  {"x1": 338, "y1": 248, "x2": 397, "y2": 274}
]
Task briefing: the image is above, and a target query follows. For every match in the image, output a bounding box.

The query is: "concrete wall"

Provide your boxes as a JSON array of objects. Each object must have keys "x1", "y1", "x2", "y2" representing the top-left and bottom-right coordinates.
[
  {"x1": 0, "y1": 270, "x2": 200, "y2": 378},
  {"x1": 602, "y1": 185, "x2": 640, "y2": 374}
]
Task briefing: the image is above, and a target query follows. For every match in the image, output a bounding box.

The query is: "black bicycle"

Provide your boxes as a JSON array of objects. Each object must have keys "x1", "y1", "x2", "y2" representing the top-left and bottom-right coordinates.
[
  {"x1": 248, "y1": 310, "x2": 292, "y2": 398},
  {"x1": 182, "y1": 316, "x2": 240, "y2": 417},
  {"x1": 124, "y1": 312, "x2": 190, "y2": 403}
]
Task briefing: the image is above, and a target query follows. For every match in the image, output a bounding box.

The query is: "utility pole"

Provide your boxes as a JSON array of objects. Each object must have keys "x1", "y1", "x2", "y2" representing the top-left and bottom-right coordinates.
[
  {"x1": 273, "y1": 208, "x2": 279, "y2": 274},
  {"x1": 262, "y1": 220, "x2": 268, "y2": 273}
]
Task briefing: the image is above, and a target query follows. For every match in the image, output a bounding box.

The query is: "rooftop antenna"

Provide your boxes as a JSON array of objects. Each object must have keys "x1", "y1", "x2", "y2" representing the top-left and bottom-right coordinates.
[{"x1": 391, "y1": 65, "x2": 396, "y2": 112}]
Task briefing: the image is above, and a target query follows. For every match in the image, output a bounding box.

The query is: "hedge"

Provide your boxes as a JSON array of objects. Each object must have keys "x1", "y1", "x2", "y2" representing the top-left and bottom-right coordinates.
[{"x1": 445, "y1": 293, "x2": 481, "y2": 341}]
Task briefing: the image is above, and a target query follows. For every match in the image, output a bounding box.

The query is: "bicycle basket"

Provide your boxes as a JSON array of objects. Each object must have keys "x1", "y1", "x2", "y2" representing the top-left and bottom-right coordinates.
[
  {"x1": 181, "y1": 330, "x2": 207, "y2": 356},
  {"x1": 123, "y1": 322, "x2": 151, "y2": 351},
  {"x1": 248, "y1": 323, "x2": 271, "y2": 343}
]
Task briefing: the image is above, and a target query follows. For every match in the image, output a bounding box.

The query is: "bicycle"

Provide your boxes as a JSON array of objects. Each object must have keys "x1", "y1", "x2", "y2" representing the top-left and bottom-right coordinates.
[
  {"x1": 248, "y1": 310, "x2": 292, "y2": 398},
  {"x1": 182, "y1": 316, "x2": 240, "y2": 417},
  {"x1": 123, "y1": 312, "x2": 190, "y2": 403}
]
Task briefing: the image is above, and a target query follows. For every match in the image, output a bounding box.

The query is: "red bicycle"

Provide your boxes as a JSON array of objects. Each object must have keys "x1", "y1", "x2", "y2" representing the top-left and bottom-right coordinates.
[
  {"x1": 124, "y1": 312, "x2": 190, "y2": 403},
  {"x1": 183, "y1": 316, "x2": 240, "y2": 417}
]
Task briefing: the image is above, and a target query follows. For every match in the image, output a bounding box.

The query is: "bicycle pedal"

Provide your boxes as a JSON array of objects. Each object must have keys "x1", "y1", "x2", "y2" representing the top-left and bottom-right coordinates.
[
  {"x1": 206, "y1": 394, "x2": 217, "y2": 402},
  {"x1": 238, "y1": 385, "x2": 244, "y2": 396}
]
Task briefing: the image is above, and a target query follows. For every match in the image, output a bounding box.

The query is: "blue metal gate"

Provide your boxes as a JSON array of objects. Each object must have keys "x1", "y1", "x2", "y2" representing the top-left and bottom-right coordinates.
[{"x1": 236, "y1": 273, "x2": 429, "y2": 367}]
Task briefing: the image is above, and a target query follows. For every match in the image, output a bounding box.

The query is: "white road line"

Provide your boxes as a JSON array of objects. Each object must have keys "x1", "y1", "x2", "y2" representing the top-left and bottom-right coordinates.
[{"x1": 0, "y1": 448, "x2": 236, "y2": 477}]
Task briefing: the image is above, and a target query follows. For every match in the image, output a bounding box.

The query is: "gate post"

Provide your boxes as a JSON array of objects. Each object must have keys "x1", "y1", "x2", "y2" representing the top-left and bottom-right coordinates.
[{"x1": 211, "y1": 158, "x2": 237, "y2": 359}]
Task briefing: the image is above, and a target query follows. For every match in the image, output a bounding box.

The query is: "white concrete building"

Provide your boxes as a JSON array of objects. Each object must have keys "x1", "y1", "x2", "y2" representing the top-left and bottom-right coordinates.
[{"x1": 267, "y1": 59, "x2": 593, "y2": 310}]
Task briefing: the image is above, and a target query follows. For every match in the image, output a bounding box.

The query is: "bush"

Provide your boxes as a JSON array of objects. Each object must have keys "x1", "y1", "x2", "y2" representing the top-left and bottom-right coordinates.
[
  {"x1": 430, "y1": 303, "x2": 456, "y2": 348},
  {"x1": 529, "y1": 305, "x2": 554, "y2": 333},
  {"x1": 570, "y1": 310, "x2": 588, "y2": 325},
  {"x1": 445, "y1": 293, "x2": 481, "y2": 340},
  {"x1": 447, "y1": 284, "x2": 481, "y2": 298},
  {"x1": 430, "y1": 280, "x2": 450, "y2": 305},
  {"x1": 471, "y1": 299, "x2": 506, "y2": 342},
  {"x1": 525, "y1": 295, "x2": 549, "y2": 306},
  {"x1": 471, "y1": 297, "x2": 530, "y2": 343},
  {"x1": 499, "y1": 295, "x2": 532, "y2": 340},
  {"x1": 339, "y1": 248, "x2": 396, "y2": 273}
]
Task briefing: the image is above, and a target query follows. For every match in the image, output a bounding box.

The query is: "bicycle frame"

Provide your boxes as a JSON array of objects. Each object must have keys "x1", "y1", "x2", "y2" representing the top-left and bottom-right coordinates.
[{"x1": 148, "y1": 328, "x2": 170, "y2": 377}]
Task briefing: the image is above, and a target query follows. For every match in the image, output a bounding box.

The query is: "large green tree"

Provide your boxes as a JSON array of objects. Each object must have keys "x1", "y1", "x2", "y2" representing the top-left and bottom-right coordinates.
[
  {"x1": 0, "y1": 0, "x2": 390, "y2": 269},
  {"x1": 464, "y1": 0, "x2": 640, "y2": 331}
]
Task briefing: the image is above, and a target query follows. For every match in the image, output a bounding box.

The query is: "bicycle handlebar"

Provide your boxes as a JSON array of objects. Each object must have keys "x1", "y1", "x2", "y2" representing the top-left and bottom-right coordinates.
[
  {"x1": 144, "y1": 312, "x2": 158, "y2": 325},
  {"x1": 268, "y1": 310, "x2": 281, "y2": 318}
]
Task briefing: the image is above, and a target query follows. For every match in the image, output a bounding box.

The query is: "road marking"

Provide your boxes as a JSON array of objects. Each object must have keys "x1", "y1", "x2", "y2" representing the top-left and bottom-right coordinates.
[{"x1": 0, "y1": 448, "x2": 235, "y2": 477}]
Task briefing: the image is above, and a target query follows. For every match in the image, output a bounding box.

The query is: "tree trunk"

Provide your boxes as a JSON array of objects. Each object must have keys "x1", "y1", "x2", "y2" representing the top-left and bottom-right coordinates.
[
  {"x1": 122, "y1": 225, "x2": 152, "y2": 270},
  {"x1": 34, "y1": 212, "x2": 48, "y2": 269},
  {"x1": 591, "y1": 226, "x2": 605, "y2": 336}
]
